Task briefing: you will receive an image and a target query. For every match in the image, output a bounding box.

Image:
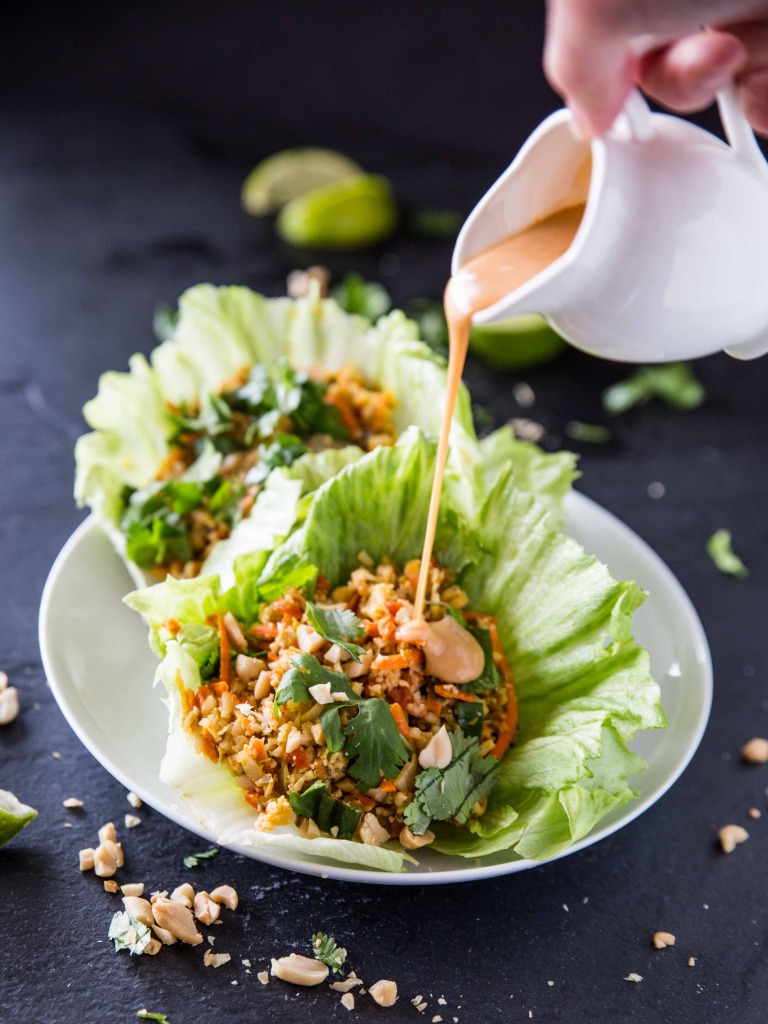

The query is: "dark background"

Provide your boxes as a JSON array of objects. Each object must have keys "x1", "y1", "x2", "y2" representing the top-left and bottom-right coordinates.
[{"x1": 2, "y1": 2, "x2": 768, "y2": 1022}]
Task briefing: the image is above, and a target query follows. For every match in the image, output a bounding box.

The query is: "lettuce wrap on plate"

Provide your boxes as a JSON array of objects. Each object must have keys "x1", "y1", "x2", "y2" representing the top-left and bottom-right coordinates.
[
  {"x1": 126, "y1": 429, "x2": 666, "y2": 873},
  {"x1": 75, "y1": 283, "x2": 576, "y2": 590}
]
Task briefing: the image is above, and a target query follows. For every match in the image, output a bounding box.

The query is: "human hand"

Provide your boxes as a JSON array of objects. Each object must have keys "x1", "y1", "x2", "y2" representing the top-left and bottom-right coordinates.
[{"x1": 544, "y1": 0, "x2": 768, "y2": 135}]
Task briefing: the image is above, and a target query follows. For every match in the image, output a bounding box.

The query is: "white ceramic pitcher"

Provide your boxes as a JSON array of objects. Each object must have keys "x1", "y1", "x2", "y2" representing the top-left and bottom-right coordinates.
[{"x1": 453, "y1": 87, "x2": 768, "y2": 362}]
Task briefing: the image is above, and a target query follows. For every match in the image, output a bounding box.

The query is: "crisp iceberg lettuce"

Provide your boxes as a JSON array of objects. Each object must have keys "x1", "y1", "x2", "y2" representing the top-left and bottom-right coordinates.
[
  {"x1": 129, "y1": 429, "x2": 665, "y2": 871},
  {"x1": 75, "y1": 284, "x2": 478, "y2": 586}
]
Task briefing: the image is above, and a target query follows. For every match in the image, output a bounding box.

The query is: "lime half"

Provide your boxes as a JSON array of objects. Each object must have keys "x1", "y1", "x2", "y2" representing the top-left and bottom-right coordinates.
[
  {"x1": 0, "y1": 789, "x2": 37, "y2": 846},
  {"x1": 242, "y1": 148, "x2": 363, "y2": 216},
  {"x1": 470, "y1": 315, "x2": 566, "y2": 369},
  {"x1": 277, "y1": 174, "x2": 398, "y2": 250}
]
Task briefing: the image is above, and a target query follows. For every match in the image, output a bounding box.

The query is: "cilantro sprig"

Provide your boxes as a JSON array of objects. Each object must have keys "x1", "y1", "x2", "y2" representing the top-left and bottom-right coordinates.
[
  {"x1": 311, "y1": 932, "x2": 348, "y2": 973},
  {"x1": 108, "y1": 911, "x2": 153, "y2": 955},
  {"x1": 289, "y1": 781, "x2": 361, "y2": 839},
  {"x1": 305, "y1": 602, "x2": 367, "y2": 661},
  {"x1": 404, "y1": 730, "x2": 500, "y2": 835},
  {"x1": 136, "y1": 1013, "x2": 171, "y2": 1023},
  {"x1": 336, "y1": 698, "x2": 412, "y2": 790},
  {"x1": 182, "y1": 847, "x2": 219, "y2": 869},
  {"x1": 273, "y1": 653, "x2": 359, "y2": 717}
]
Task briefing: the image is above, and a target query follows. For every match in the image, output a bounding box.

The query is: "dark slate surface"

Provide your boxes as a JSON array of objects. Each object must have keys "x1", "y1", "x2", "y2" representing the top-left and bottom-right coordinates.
[{"x1": 2, "y1": 5, "x2": 768, "y2": 1022}]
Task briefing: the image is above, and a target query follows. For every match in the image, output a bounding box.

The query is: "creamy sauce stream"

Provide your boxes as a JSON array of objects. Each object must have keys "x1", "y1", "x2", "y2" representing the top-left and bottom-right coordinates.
[{"x1": 407, "y1": 204, "x2": 585, "y2": 681}]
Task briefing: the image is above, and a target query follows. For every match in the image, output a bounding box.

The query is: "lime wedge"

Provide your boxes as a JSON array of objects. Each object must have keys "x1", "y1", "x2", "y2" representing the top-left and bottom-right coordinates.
[
  {"x1": 242, "y1": 148, "x2": 363, "y2": 216},
  {"x1": 277, "y1": 174, "x2": 398, "y2": 250},
  {"x1": 470, "y1": 315, "x2": 566, "y2": 369},
  {"x1": 0, "y1": 789, "x2": 37, "y2": 846}
]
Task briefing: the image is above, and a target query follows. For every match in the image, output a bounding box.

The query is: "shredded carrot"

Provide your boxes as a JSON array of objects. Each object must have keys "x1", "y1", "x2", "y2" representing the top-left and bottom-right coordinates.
[
  {"x1": 209, "y1": 681, "x2": 230, "y2": 697},
  {"x1": 250, "y1": 622, "x2": 278, "y2": 640},
  {"x1": 273, "y1": 597, "x2": 302, "y2": 619},
  {"x1": 388, "y1": 701, "x2": 411, "y2": 738},
  {"x1": 386, "y1": 600, "x2": 403, "y2": 615},
  {"x1": 426, "y1": 691, "x2": 441, "y2": 716},
  {"x1": 291, "y1": 748, "x2": 311, "y2": 770},
  {"x1": 351, "y1": 789, "x2": 376, "y2": 810},
  {"x1": 434, "y1": 684, "x2": 479, "y2": 703},
  {"x1": 363, "y1": 620, "x2": 379, "y2": 637},
  {"x1": 488, "y1": 623, "x2": 518, "y2": 759},
  {"x1": 379, "y1": 779, "x2": 397, "y2": 792},
  {"x1": 373, "y1": 648, "x2": 423, "y2": 672},
  {"x1": 249, "y1": 737, "x2": 269, "y2": 762},
  {"x1": 216, "y1": 611, "x2": 231, "y2": 685},
  {"x1": 243, "y1": 790, "x2": 262, "y2": 809},
  {"x1": 200, "y1": 729, "x2": 218, "y2": 763},
  {"x1": 325, "y1": 392, "x2": 359, "y2": 435}
]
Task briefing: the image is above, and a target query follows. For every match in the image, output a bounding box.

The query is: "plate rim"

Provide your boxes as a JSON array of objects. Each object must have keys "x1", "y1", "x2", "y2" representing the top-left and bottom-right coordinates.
[{"x1": 39, "y1": 493, "x2": 713, "y2": 886}]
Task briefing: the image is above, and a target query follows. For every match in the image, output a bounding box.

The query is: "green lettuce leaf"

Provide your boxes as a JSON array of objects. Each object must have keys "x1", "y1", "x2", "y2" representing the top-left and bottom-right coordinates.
[
  {"x1": 132, "y1": 430, "x2": 662, "y2": 870},
  {"x1": 478, "y1": 426, "x2": 579, "y2": 526},
  {"x1": 76, "y1": 285, "x2": 479, "y2": 586}
]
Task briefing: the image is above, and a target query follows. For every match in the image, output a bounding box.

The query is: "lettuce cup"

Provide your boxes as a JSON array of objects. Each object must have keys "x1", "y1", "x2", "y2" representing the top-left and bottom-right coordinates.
[
  {"x1": 75, "y1": 284, "x2": 482, "y2": 588},
  {"x1": 126, "y1": 430, "x2": 666, "y2": 873}
]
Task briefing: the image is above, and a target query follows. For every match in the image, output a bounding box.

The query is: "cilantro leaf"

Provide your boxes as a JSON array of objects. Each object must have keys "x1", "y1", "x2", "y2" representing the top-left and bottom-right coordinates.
[
  {"x1": 274, "y1": 654, "x2": 359, "y2": 718},
  {"x1": 311, "y1": 932, "x2": 348, "y2": 974},
  {"x1": 332, "y1": 273, "x2": 392, "y2": 321},
  {"x1": 404, "y1": 730, "x2": 500, "y2": 835},
  {"x1": 182, "y1": 847, "x2": 219, "y2": 869},
  {"x1": 288, "y1": 780, "x2": 327, "y2": 818},
  {"x1": 602, "y1": 362, "x2": 705, "y2": 415},
  {"x1": 245, "y1": 434, "x2": 310, "y2": 486},
  {"x1": 153, "y1": 301, "x2": 178, "y2": 342},
  {"x1": 108, "y1": 911, "x2": 153, "y2": 955},
  {"x1": 254, "y1": 560, "x2": 318, "y2": 604},
  {"x1": 707, "y1": 529, "x2": 749, "y2": 579},
  {"x1": 305, "y1": 602, "x2": 367, "y2": 662},
  {"x1": 455, "y1": 700, "x2": 484, "y2": 738},
  {"x1": 342, "y1": 699, "x2": 411, "y2": 790},
  {"x1": 459, "y1": 627, "x2": 502, "y2": 694},
  {"x1": 136, "y1": 1013, "x2": 171, "y2": 1023}
]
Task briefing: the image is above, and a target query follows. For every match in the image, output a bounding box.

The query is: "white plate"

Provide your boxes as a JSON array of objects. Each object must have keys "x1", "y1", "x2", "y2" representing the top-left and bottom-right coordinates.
[{"x1": 39, "y1": 493, "x2": 712, "y2": 885}]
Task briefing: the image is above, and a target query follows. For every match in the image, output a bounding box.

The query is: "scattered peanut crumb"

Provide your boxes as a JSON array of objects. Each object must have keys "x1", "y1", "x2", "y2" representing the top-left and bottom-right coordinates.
[
  {"x1": 242, "y1": 958, "x2": 251, "y2": 967},
  {"x1": 624, "y1": 973, "x2": 643, "y2": 983},
  {"x1": 341, "y1": 993, "x2": 355, "y2": 1011},
  {"x1": 652, "y1": 931, "x2": 676, "y2": 949},
  {"x1": 103, "y1": 880, "x2": 119, "y2": 893},
  {"x1": 0, "y1": 685, "x2": 20, "y2": 725},
  {"x1": 547, "y1": 981, "x2": 554, "y2": 987},
  {"x1": 433, "y1": 1017, "x2": 443, "y2": 1023},
  {"x1": 748, "y1": 807, "x2": 761, "y2": 819},
  {"x1": 331, "y1": 972, "x2": 364, "y2": 994},
  {"x1": 417, "y1": 1003, "x2": 428, "y2": 1013},
  {"x1": 79, "y1": 848, "x2": 94, "y2": 871},
  {"x1": 207, "y1": 935, "x2": 216, "y2": 946},
  {"x1": 124, "y1": 814, "x2": 141, "y2": 829},
  {"x1": 127, "y1": 791, "x2": 143, "y2": 808},
  {"x1": 412, "y1": 996, "x2": 423, "y2": 1006},
  {"x1": 231, "y1": 980, "x2": 238, "y2": 986},
  {"x1": 437, "y1": 997, "x2": 447, "y2": 1006},
  {"x1": 742, "y1": 737, "x2": 768, "y2": 763},
  {"x1": 63, "y1": 797, "x2": 83, "y2": 809},
  {"x1": 257, "y1": 971, "x2": 269, "y2": 985},
  {"x1": 688, "y1": 957, "x2": 696, "y2": 967},
  {"x1": 368, "y1": 979, "x2": 397, "y2": 1006},
  {"x1": 52, "y1": 751, "x2": 61, "y2": 759},
  {"x1": 718, "y1": 824, "x2": 749, "y2": 853},
  {"x1": 150, "y1": 890, "x2": 169, "y2": 902},
  {"x1": 203, "y1": 950, "x2": 231, "y2": 968}
]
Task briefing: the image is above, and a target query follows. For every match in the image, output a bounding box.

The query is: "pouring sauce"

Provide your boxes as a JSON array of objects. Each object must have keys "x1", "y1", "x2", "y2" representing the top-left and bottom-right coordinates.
[{"x1": 407, "y1": 204, "x2": 585, "y2": 679}]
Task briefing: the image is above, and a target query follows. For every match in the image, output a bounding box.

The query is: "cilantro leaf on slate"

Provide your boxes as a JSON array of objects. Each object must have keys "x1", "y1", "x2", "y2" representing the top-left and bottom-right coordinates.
[{"x1": 311, "y1": 932, "x2": 348, "y2": 973}]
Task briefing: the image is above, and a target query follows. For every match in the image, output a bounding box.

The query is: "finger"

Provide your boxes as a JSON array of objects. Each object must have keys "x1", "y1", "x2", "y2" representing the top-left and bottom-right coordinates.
[
  {"x1": 738, "y1": 70, "x2": 768, "y2": 134},
  {"x1": 638, "y1": 31, "x2": 749, "y2": 111},
  {"x1": 544, "y1": 0, "x2": 636, "y2": 136}
]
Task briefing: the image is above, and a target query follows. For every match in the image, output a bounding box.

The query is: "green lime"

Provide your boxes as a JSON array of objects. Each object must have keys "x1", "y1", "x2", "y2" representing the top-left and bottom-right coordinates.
[
  {"x1": 242, "y1": 149, "x2": 363, "y2": 217},
  {"x1": 470, "y1": 315, "x2": 566, "y2": 369},
  {"x1": 0, "y1": 789, "x2": 37, "y2": 846},
  {"x1": 277, "y1": 174, "x2": 398, "y2": 250},
  {"x1": 241, "y1": 148, "x2": 363, "y2": 216}
]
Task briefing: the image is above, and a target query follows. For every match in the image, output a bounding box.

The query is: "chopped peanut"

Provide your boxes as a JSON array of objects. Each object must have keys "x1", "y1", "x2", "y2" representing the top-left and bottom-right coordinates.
[
  {"x1": 126, "y1": 791, "x2": 143, "y2": 809},
  {"x1": 124, "y1": 814, "x2": 141, "y2": 829},
  {"x1": 719, "y1": 824, "x2": 749, "y2": 853},
  {"x1": 63, "y1": 798, "x2": 83, "y2": 809},
  {"x1": 193, "y1": 891, "x2": 221, "y2": 926},
  {"x1": 742, "y1": 737, "x2": 768, "y2": 764},
  {"x1": 652, "y1": 932, "x2": 676, "y2": 949},
  {"x1": 152, "y1": 897, "x2": 203, "y2": 945},
  {"x1": 103, "y1": 880, "x2": 119, "y2": 893},
  {"x1": 79, "y1": 848, "x2": 95, "y2": 871},
  {"x1": 369, "y1": 979, "x2": 398, "y2": 1006},
  {"x1": 270, "y1": 953, "x2": 329, "y2": 986},
  {"x1": 203, "y1": 950, "x2": 231, "y2": 968},
  {"x1": 209, "y1": 885, "x2": 238, "y2": 910},
  {"x1": 98, "y1": 822, "x2": 117, "y2": 844},
  {"x1": 0, "y1": 686, "x2": 20, "y2": 725},
  {"x1": 170, "y1": 883, "x2": 194, "y2": 907},
  {"x1": 121, "y1": 883, "x2": 144, "y2": 898}
]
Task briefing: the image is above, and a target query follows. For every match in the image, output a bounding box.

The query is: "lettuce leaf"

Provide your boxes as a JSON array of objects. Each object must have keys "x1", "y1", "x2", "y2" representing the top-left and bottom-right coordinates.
[
  {"x1": 75, "y1": 285, "x2": 479, "y2": 585},
  {"x1": 478, "y1": 426, "x2": 579, "y2": 527},
  {"x1": 139, "y1": 431, "x2": 664, "y2": 870}
]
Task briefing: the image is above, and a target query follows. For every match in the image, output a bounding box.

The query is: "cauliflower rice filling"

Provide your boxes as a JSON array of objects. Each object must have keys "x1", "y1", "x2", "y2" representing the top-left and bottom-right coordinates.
[{"x1": 174, "y1": 556, "x2": 517, "y2": 847}]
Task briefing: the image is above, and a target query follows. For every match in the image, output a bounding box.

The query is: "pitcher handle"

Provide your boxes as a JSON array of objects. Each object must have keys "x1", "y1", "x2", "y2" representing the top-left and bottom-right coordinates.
[
  {"x1": 609, "y1": 89, "x2": 654, "y2": 142},
  {"x1": 717, "y1": 85, "x2": 768, "y2": 176}
]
